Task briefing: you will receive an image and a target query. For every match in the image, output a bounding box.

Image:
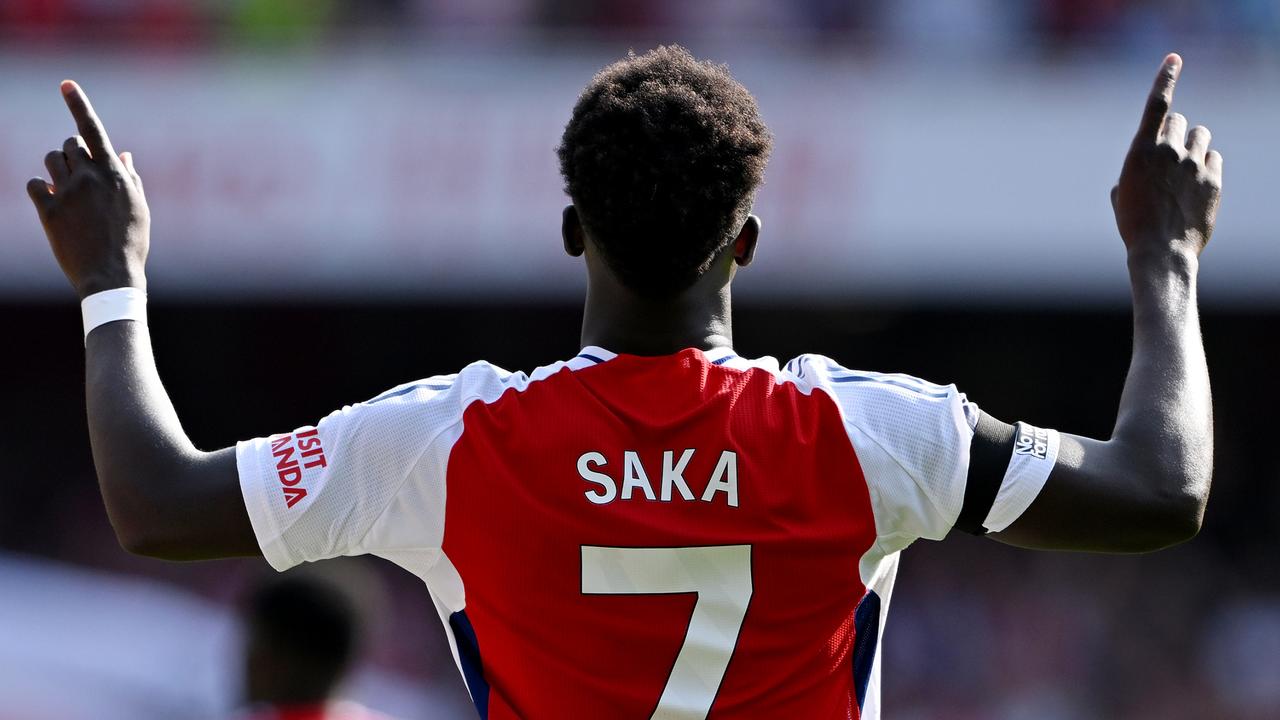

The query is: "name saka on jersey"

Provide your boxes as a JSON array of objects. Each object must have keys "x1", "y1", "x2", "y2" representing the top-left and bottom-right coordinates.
[
  {"x1": 235, "y1": 346, "x2": 1059, "y2": 719},
  {"x1": 578, "y1": 449, "x2": 739, "y2": 507}
]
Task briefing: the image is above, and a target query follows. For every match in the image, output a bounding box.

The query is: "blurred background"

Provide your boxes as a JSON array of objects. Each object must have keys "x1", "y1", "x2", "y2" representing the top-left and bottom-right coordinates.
[{"x1": 1, "y1": 1, "x2": 1278, "y2": 718}]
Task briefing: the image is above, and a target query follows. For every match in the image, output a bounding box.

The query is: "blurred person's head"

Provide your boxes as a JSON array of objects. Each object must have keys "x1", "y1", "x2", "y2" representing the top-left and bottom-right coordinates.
[
  {"x1": 557, "y1": 45, "x2": 772, "y2": 299},
  {"x1": 243, "y1": 571, "x2": 361, "y2": 707}
]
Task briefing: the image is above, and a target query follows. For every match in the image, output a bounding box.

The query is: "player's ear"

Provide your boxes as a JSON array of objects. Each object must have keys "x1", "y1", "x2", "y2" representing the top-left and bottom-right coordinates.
[
  {"x1": 732, "y1": 214, "x2": 760, "y2": 268},
  {"x1": 562, "y1": 205, "x2": 585, "y2": 258}
]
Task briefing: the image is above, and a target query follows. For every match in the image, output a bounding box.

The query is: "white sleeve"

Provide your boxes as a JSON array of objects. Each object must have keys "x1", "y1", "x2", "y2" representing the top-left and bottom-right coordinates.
[
  {"x1": 797, "y1": 356, "x2": 1057, "y2": 545},
  {"x1": 799, "y1": 356, "x2": 978, "y2": 545},
  {"x1": 236, "y1": 368, "x2": 493, "y2": 571}
]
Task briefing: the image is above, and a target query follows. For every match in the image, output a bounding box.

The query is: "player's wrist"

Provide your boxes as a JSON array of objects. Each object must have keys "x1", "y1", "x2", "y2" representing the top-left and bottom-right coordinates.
[
  {"x1": 1126, "y1": 244, "x2": 1199, "y2": 280},
  {"x1": 75, "y1": 267, "x2": 147, "y2": 301},
  {"x1": 81, "y1": 286, "x2": 147, "y2": 345}
]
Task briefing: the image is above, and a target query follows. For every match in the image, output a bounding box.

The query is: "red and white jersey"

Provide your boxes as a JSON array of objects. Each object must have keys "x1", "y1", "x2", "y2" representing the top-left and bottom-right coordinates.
[{"x1": 238, "y1": 347, "x2": 1058, "y2": 719}]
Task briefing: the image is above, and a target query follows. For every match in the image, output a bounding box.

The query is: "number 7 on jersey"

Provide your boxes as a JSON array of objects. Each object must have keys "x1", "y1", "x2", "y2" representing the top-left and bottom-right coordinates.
[{"x1": 581, "y1": 545, "x2": 754, "y2": 720}]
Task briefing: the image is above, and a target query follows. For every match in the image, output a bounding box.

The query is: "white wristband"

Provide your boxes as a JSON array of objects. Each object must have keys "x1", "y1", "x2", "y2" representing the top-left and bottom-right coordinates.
[{"x1": 81, "y1": 287, "x2": 147, "y2": 344}]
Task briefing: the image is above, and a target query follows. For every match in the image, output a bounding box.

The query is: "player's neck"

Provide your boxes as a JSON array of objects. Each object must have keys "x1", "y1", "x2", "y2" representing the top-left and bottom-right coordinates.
[{"x1": 580, "y1": 279, "x2": 734, "y2": 356}]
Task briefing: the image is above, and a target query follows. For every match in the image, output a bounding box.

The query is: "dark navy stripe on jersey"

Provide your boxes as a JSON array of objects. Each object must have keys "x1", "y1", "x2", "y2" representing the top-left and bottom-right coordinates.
[
  {"x1": 829, "y1": 365, "x2": 937, "y2": 389},
  {"x1": 366, "y1": 382, "x2": 453, "y2": 405},
  {"x1": 829, "y1": 375, "x2": 949, "y2": 398},
  {"x1": 711, "y1": 355, "x2": 736, "y2": 366},
  {"x1": 852, "y1": 590, "x2": 882, "y2": 710},
  {"x1": 577, "y1": 353, "x2": 606, "y2": 364},
  {"x1": 450, "y1": 610, "x2": 491, "y2": 719}
]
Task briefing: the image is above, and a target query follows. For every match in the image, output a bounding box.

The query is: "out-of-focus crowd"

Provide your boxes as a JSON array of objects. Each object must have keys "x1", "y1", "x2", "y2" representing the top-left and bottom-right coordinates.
[
  {"x1": 1, "y1": 0, "x2": 1278, "y2": 54},
  {"x1": 887, "y1": 538, "x2": 1280, "y2": 720}
]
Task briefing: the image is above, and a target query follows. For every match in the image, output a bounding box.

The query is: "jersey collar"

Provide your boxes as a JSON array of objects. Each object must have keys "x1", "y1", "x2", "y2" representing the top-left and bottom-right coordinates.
[
  {"x1": 575, "y1": 345, "x2": 772, "y2": 371},
  {"x1": 574, "y1": 346, "x2": 618, "y2": 365}
]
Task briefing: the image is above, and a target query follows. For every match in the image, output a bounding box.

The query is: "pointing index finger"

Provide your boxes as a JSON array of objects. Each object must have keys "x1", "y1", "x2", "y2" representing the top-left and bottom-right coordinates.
[
  {"x1": 1136, "y1": 53, "x2": 1182, "y2": 145},
  {"x1": 60, "y1": 80, "x2": 117, "y2": 162}
]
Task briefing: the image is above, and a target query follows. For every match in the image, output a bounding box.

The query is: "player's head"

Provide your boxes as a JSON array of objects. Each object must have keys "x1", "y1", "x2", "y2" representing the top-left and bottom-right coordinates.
[
  {"x1": 558, "y1": 45, "x2": 773, "y2": 298},
  {"x1": 242, "y1": 572, "x2": 361, "y2": 706}
]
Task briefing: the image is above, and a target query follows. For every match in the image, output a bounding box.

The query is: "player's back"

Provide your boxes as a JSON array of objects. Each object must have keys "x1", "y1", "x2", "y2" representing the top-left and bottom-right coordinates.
[
  {"x1": 238, "y1": 346, "x2": 991, "y2": 719},
  {"x1": 440, "y1": 347, "x2": 878, "y2": 718}
]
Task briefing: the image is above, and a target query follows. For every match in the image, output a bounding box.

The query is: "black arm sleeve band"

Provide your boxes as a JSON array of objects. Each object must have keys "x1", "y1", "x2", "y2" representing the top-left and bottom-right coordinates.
[{"x1": 955, "y1": 411, "x2": 1018, "y2": 536}]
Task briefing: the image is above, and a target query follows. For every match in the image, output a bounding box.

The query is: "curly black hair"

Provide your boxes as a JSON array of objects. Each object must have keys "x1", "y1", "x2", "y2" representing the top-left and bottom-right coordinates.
[{"x1": 557, "y1": 46, "x2": 773, "y2": 297}]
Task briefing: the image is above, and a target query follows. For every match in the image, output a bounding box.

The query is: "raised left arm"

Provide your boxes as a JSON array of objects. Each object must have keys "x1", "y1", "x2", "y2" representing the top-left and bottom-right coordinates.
[{"x1": 28, "y1": 81, "x2": 256, "y2": 560}]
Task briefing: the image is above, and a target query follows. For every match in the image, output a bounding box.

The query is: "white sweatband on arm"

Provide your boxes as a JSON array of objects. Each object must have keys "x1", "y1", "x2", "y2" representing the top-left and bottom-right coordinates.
[
  {"x1": 81, "y1": 287, "x2": 147, "y2": 344},
  {"x1": 982, "y1": 422, "x2": 1061, "y2": 533}
]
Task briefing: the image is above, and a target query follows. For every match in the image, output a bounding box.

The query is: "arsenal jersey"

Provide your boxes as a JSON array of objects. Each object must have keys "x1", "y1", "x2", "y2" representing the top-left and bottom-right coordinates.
[{"x1": 238, "y1": 347, "x2": 1058, "y2": 719}]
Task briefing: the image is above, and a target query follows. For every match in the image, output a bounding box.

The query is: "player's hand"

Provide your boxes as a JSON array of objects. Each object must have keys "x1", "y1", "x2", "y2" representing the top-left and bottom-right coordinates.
[
  {"x1": 1112, "y1": 54, "x2": 1222, "y2": 260},
  {"x1": 27, "y1": 81, "x2": 149, "y2": 299}
]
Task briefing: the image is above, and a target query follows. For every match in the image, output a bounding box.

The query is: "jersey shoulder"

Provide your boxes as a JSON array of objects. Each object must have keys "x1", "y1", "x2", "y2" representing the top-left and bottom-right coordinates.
[
  {"x1": 363, "y1": 351, "x2": 613, "y2": 411},
  {"x1": 361, "y1": 359, "x2": 514, "y2": 409},
  {"x1": 784, "y1": 353, "x2": 979, "y2": 544},
  {"x1": 784, "y1": 353, "x2": 979, "y2": 429}
]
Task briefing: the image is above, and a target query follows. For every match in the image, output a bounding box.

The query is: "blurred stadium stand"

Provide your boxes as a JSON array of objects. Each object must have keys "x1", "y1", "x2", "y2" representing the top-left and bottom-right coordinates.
[
  {"x1": 0, "y1": 0, "x2": 1279, "y2": 52},
  {"x1": 1, "y1": 2, "x2": 1278, "y2": 719}
]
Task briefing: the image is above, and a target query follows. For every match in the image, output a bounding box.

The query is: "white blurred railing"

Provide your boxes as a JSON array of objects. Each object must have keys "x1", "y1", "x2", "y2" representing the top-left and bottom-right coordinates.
[
  {"x1": 0, "y1": 552, "x2": 455, "y2": 720},
  {"x1": 2, "y1": 48, "x2": 1275, "y2": 304}
]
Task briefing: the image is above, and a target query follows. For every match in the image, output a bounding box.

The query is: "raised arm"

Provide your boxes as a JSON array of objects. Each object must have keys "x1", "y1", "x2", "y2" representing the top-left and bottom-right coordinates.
[
  {"x1": 981, "y1": 54, "x2": 1219, "y2": 552},
  {"x1": 28, "y1": 81, "x2": 256, "y2": 560}
]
